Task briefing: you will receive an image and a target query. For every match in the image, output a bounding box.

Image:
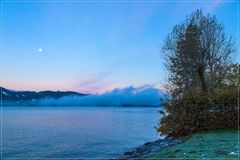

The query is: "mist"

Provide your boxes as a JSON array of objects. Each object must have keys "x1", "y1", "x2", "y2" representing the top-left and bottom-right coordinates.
[{"x1": 33, "y1": 85, "x2": 165, "y2": 106}]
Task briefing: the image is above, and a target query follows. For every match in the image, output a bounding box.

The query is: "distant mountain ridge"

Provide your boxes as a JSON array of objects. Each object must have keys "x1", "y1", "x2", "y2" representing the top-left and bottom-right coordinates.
[
  {"x1": 1, "y1": 87, "x2": 87, "y2": 103},
  {"x1": 1, "y1": 86, "x2": 164, "y2": 107}
]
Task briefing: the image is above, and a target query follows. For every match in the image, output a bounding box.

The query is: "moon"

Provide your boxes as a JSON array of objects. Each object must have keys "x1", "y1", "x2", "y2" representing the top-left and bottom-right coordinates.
[{"x1": 38, "y1": 48, "x2": 43, "y2": 53}]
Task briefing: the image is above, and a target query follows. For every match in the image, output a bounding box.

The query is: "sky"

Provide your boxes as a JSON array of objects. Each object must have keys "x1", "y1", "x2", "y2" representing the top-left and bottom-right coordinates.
[{"x1": 0, "y1": 0, "x2": 239, "y2": 93}]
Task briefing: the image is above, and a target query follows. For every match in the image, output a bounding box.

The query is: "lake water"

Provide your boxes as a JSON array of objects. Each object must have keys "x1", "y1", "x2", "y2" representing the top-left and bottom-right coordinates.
[{"x1": 2, "y1": 107, "x2": 160, "y2": 159}]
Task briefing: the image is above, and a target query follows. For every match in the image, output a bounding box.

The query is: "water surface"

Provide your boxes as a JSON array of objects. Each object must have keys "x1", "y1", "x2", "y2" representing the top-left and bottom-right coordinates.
[{"x1": 2, "y1": 106, "x2": 160, "y2": 159}]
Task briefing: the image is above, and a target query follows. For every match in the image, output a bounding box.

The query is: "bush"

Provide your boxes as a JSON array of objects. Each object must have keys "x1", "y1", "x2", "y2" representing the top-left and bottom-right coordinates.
[{"x1": 157, "y1": 86, "x2": 239, "y2": 137}]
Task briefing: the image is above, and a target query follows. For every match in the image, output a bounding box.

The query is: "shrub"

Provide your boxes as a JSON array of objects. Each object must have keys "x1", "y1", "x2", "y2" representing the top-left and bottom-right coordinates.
[{"x1": 157, "y1": 86, "x2": 239, "y2": 137}]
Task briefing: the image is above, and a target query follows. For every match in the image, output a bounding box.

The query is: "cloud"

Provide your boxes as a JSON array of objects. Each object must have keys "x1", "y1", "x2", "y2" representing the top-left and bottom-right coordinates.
[
  {"x1": 33, "y1": 85, "x2": 165, "y2": 107},
  {"x1": 76, "y1": 71, "x2": 114, "y2": 94}
]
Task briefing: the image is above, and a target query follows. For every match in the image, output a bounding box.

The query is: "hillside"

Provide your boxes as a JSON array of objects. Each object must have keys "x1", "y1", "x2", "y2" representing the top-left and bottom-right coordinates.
[{"x1": 1, "y1": 87, "x2": 87, "y2": 105}]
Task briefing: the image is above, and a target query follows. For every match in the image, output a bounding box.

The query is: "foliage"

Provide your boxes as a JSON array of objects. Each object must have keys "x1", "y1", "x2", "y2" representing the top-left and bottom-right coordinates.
[
  {"x1": 162, "y1": 9, "x2": 235, "y2": 95},
  {"x1": 158, "y1": 85, "x2": 239, "y2": 137},
  {"x1": 158, "y1": 9, "x2": 238, "y2": 137}
]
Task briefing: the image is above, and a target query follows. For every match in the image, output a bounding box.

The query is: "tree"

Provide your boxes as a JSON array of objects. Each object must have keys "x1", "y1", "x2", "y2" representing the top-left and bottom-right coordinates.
[
  {"x1": 163, "y1": 9, "x2": 235, "y2": 95},
  {"x1": 158, "y1": 9, "x2": 238, "y2": 137}
]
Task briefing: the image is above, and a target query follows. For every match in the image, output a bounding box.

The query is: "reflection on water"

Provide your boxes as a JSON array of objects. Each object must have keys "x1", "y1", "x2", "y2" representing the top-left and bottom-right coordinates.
[{"x1": 2, "y1": 106, "x2": 160, "y2": 158}]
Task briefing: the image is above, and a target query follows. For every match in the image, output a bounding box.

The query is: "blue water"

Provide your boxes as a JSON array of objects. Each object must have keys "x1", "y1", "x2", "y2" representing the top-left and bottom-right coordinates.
[{"x1": 2, "y1": 107, "x2": 160, "y2": 159}]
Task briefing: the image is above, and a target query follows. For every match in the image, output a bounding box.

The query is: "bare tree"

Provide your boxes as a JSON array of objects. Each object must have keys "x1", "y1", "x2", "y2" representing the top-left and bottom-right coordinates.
[{"x1": 163, "y1": 9, "x2": 235, "y2": 95}]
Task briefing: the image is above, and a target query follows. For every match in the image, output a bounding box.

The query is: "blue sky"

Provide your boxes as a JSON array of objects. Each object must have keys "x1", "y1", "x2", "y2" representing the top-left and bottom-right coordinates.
[{"x1": 1, "y1": 1, "x2": 239, "y2": 93}]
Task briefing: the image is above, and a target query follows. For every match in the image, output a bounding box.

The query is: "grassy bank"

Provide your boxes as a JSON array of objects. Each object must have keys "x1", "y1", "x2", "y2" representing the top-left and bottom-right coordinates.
[{"x1": 151, "y1": 129, "x2": 239, "y2": 159}]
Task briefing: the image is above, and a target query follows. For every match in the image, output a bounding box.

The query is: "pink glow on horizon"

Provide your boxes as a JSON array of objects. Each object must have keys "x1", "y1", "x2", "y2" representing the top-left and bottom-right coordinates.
[
  {"x1": 1, "y1": 81, "x2": 119, "y2": 94},
  {"x1": 1, "y1": 81, "x2": 166, "y2": 94}
]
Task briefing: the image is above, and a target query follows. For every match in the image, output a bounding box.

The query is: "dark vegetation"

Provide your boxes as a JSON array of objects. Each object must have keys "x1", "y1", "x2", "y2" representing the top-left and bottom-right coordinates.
[
  {"x1": 158, "y1": 9, "x2": 239, "y2": 137},
  {"x1": 0, "y1": 87, "x2": 87, "y2": 102}
]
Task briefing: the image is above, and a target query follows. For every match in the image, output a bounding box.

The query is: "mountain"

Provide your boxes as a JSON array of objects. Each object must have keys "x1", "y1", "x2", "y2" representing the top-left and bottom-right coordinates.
[
  {"x1": 1, "y1": 87, "x2": 87, "y2": 105},
  {"x1": 1, "y1": 85, "x2": 166, "y2": 107}
]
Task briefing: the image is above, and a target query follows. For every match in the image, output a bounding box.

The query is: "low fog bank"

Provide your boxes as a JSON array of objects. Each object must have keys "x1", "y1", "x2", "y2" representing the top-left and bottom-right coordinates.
[{"x1": 33, "y1": 85, "x2": 165, "y2": 106}]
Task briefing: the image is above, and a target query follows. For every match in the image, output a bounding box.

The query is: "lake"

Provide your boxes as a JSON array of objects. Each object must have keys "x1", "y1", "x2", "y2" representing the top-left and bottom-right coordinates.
[{"x1": 2, "y1": 106, "x2": 160, "y2": 159}]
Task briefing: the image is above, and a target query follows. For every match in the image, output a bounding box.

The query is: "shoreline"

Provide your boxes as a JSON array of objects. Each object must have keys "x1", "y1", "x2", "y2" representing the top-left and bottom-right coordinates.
[
  {"x1": 118, "y1": 137, "x2": 183, "y2": 159},
  {"x1": 118, "y1": 129, "x2": 239, "y2": 159}
]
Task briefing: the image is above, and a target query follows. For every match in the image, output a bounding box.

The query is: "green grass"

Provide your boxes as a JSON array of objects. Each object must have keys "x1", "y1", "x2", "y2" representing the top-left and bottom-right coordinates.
[{"x1": 150, "y1": 129, "x2": 239, "y2": 159}]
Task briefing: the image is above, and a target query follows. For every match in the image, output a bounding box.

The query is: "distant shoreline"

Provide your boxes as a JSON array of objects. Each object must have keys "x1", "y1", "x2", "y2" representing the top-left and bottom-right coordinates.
[
  {"x1": 1, "y1": 86, "x2": 164, "y2": 107},
  {"x1": 2, "y1": 104, "x2": 160, "y2": 107}
]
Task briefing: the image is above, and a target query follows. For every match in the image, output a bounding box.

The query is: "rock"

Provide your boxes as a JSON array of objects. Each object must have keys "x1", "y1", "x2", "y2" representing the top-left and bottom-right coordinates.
[
  {"x1": 144, "y1": 142, "x2": 152, "y2": 146},
  {"x1": 118, "y1": 137, "x2": 183, "y2": 159},
  {"x1": 124, "y1": 151, "x2": 133, "y2": 156}
]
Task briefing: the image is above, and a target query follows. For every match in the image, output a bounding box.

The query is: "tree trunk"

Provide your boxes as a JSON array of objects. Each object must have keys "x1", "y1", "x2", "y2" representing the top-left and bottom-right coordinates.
[
  {"x1": 197, "y1": 65, "x2": 207, "y2": 91},
  {"x1": 198, "y1": 71, "x2": 207, "y2": 91}
]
